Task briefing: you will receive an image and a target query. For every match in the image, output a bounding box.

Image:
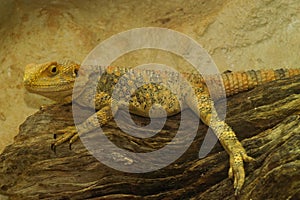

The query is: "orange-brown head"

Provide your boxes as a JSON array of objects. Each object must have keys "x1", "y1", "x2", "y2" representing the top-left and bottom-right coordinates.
[{"x1": 23, "y1": 60, "x2": 80, "y2": 103}]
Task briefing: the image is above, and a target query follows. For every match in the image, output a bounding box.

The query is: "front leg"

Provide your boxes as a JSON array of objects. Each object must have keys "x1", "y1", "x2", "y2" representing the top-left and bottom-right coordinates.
[
  {"x1": 51, "y1": 105, "x2": 114, "y2": 151},
  {"x1": 51, "y1": 92, "x2": 115, "y2": 151},
  {"x1": 186, "y1": 88, "x2": 254, "y2": 195}
]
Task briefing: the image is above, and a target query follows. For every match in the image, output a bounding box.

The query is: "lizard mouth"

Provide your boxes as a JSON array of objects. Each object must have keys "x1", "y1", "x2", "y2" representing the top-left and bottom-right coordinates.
[
  {"x1": 24, "y1": 82, "x2": 75, "y2": 102},
  {"x1": 24, "y1": 82, "x2": 74, "y2": 93}
]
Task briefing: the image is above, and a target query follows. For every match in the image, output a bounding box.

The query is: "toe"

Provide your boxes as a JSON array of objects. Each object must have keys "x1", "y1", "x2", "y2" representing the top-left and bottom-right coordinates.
[
  {"x1": 228, "y1": 167, "x2": 233, "y2": 179},
  {"x1": 229, "y1": 153, "x2": 246, "y2": 195},
  {"x1": 51, "y1": 126, "x2": 78, "y2": 151},
  {"x1": 242, "y1": 154, "x2": 255, "y2": 162}
]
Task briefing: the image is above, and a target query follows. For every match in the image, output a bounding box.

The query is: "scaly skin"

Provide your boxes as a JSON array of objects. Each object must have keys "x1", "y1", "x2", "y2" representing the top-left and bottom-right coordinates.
[{"x1": 23, "y1": 61, "x2": 300, "y2": 195}]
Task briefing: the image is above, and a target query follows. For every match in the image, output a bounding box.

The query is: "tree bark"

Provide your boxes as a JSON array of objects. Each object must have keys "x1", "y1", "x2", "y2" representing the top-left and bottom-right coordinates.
[{"x1": 0, "y1": 76, "x2": 300, "y2": 200}]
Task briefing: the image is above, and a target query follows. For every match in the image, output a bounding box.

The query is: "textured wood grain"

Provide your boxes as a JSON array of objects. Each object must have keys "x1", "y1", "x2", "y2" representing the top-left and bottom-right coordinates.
[{"x1": 0, "y1": 76, "x2": 300, "y2": 200}]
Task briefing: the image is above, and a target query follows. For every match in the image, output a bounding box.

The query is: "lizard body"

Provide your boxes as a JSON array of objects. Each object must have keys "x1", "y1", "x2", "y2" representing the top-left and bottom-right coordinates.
[{"x1": 23, "y1": 61, "x2": 300, "y2": 195}]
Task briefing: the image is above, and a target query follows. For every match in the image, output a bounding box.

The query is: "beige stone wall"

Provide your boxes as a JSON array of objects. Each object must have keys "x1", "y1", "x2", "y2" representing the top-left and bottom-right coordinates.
[{"x1": 0, "y1": 0, "x2": 299, "y2": 156}]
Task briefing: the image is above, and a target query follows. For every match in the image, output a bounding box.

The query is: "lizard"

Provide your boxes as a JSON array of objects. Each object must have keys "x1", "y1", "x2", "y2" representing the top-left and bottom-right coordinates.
[{"x1": 23, "y1": 60, "x2": 300, "y2": 195}]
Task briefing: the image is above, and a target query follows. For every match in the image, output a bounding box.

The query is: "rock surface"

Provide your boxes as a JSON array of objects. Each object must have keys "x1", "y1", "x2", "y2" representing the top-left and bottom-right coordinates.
[{"x1": 0, "y1": 76, "x2": 300, "y2": 199}]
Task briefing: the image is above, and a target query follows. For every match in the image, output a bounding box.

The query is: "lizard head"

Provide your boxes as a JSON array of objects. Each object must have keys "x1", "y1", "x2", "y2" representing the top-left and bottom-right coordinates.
[{"x1": 24, "y1": 60, "x2": 80, "y2": 103}]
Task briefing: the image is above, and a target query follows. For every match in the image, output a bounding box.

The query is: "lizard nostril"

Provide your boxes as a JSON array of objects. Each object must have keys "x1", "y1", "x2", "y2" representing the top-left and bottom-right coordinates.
[{"x1": 74, "y1": 69, "x2": 79, "y2": 77}]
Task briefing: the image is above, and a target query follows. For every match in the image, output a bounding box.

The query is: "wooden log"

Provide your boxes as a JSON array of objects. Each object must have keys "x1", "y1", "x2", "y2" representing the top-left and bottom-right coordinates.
[{"x1": 0, "y1": 76, "x2": 300, "y2": 200}]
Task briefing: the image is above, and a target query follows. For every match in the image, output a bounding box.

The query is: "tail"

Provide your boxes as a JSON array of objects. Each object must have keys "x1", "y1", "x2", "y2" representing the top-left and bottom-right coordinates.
[{"x1": 222, "y1": 68, "x2": 300, "y2": 96}]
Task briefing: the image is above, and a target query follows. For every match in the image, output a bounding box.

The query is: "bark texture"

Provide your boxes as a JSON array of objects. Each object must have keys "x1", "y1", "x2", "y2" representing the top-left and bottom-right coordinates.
[{"x1": 0, "y1": 76, "x2": 300, "y2": 200}]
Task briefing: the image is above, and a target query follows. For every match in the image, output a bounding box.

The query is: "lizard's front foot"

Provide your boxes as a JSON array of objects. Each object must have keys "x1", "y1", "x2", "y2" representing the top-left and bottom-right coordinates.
[
  {"x1": 51, "y1": 126, "x2": 79, "y2": 152},
  {"x1": 228, "y1": 148, "x2": 255, "y2": 196}
]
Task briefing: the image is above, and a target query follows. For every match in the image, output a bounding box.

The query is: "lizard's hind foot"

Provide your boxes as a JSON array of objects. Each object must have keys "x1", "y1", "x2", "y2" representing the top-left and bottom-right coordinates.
[{"x1": 228, "y1": 148, "x2": 255, "y2": 196}]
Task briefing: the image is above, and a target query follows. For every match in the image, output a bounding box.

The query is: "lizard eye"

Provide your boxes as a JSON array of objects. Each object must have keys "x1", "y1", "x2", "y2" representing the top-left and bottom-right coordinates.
[{"x1": 50, "y1": 65, "x2": 58, "y2": 75}]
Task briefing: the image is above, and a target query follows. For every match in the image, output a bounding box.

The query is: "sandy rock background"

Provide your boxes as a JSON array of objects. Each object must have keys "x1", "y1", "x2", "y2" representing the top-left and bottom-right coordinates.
[{"x1": 0, "y1": 0, "x2": 299, "y2": 168}]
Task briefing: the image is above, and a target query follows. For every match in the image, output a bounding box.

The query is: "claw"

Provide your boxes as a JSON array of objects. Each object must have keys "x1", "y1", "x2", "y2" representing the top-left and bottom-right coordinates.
[
  {"x1": 51, "y1": 143, "x2": 56, "y2": 153},
  {"x1": 235, "y1": 187, "x2": 241, "y2": 197}
]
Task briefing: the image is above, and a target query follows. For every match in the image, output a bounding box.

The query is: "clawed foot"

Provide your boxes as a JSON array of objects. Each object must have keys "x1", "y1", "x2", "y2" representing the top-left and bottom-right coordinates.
[
  {"x1": 228, "y1": 149, "x2": 255, "y2": 196},
  {"x1": 51, "y1": 126, "x2": 79, "y2": 152}
]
